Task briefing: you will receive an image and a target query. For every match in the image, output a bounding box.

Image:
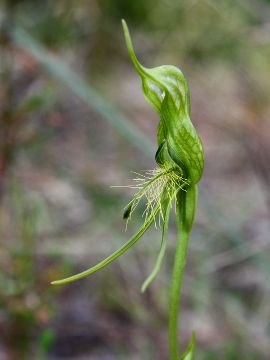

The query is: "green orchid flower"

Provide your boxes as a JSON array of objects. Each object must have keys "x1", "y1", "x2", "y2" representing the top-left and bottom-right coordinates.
[{"x1": 52, "y1": 20, "x2": 204, "y2": 360}]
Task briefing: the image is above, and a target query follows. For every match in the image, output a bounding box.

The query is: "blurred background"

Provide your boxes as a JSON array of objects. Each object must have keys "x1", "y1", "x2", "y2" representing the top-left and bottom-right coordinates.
[{"x1": 0, "y1": 0, "x2": 270, "y2": 359}]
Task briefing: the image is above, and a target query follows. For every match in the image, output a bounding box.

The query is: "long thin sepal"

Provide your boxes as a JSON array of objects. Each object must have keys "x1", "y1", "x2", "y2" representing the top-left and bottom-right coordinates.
[
  {"x1": 51, "y1": 205, "x2": 160, "y2": 285},
  {"x1": 141, "y1": 198, "x2": 172, "y2": 293}
]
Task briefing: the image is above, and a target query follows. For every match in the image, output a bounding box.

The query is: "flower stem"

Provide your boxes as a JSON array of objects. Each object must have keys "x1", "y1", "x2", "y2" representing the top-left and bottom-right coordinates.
[{"x1": 169, "y1": 197, "x2": 189, "y2": 360}]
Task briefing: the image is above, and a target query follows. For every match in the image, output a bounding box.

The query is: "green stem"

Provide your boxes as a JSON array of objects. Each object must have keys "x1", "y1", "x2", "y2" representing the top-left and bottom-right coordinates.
[
  {"x1": 168, "y1": 215, "x2": 189, "y2": 359},
  {"x1": 168, "y1": 186, "x2": 197, "y2": 359}
]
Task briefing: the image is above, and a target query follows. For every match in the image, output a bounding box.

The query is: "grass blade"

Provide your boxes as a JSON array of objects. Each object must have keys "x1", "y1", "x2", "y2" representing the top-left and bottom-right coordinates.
[{"x1": 11, "y1": 26, "x2": 154, "y2": 158}]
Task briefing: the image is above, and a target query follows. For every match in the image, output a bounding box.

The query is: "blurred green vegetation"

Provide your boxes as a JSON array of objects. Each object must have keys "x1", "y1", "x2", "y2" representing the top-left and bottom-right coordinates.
[{"x1": 0, "y1": 0, "x2": 270, "y2": 359}]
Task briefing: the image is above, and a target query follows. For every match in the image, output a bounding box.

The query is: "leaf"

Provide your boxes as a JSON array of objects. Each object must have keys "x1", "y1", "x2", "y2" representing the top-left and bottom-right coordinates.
[
  {"x1": 39, "y1": 329, "x2": 55, "y2": 356},
  {"x1": 179, "y1": 333, "x2": 196, "y2": 360}
]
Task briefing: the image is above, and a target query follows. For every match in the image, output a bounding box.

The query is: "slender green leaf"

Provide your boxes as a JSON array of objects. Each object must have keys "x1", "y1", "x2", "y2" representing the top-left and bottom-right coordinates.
[{"x1": 179, "y1": 333, "x2": 196, "y2": 360}]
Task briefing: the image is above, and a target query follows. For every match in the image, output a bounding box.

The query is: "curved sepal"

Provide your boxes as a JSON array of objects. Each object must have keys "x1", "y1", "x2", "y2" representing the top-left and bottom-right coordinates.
[{"x1": 51, "y1": 204, "x2": 160, "y2": 285}]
